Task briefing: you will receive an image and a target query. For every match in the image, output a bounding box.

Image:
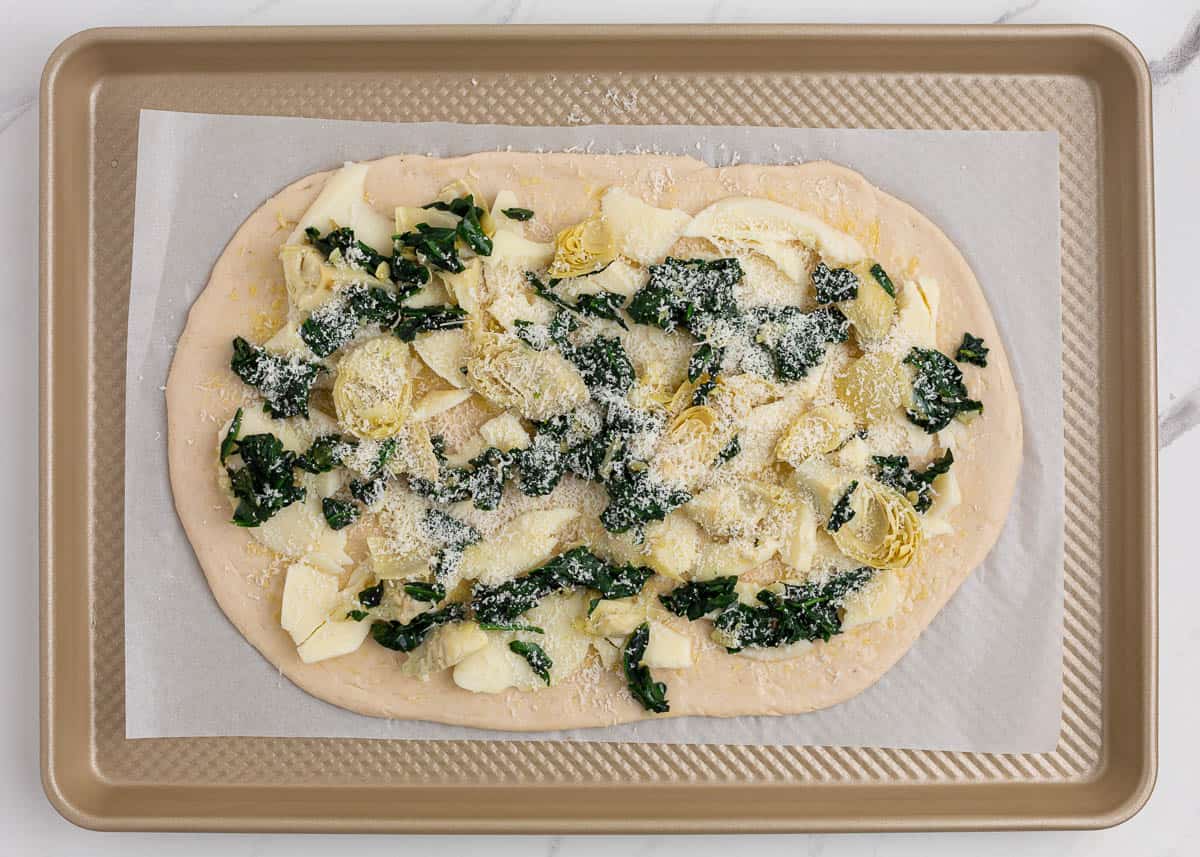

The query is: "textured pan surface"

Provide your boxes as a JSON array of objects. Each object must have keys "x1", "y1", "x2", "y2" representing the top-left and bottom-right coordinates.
[{"x1": 39, "y1": 25, "x2": 1156, "y2": 832}]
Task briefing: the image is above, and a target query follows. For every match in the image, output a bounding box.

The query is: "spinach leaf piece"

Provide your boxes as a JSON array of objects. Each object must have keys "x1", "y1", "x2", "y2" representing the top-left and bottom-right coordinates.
[
  {"x1": 219, "y1": 407, "x2": 243, "y2": 464},
  {"x1": 660, "y1": 576, "x2": 739, "y2": 621},
  {"x1": 955, "y1": 332, "x2": 989, "y2": 367},
  {"x1": 715, "y1": 434, "x2": 741, "y2": 466},
  {"x1": 904, "y1": 347, "x2": 983, "y2": 433},
  {"x1": 811, "y1": 261, "x2": 859, "y2": 304},
  {"x1": 346, "y1": 609, "x2": 369, "y2": 622},
  {"x1": 296, "y1": 434, "x2": 350, "y2": 474},
  {"x1": 826, "y1": 481, "x2": 859, "y2": 533},
  {"x1": 623, "y1": 623, "x2": 669, "y2": 713},
  {"x1": 392, "y1": 305, "x2": 468, "y2": 341},
  {"x1": 599, "y1": 467, "x2": 691, "y2": 535},
  {"x1": 627, "y1": 257, "x2": 742, "y2": 335},
  {"x1": 370, "y1": 603, "x2": 466, "y2": 652},
  {"x1": 433, "y1": 194, "x2": 494, "y2": 256},
  {"x1": 750, "y1": 305, "x2": 849, "y2": 383},
  {"x1": 509, "y1": 640, "x2": 553, "y2": 685},
  {"x1": 478, "y1": 621, "x2": 545, "y2": 633},
  {"x1": 687, "y1": 342, "x2": 724, "y2": 383},
  {"x1": 870, "y1": 263, "x2": 897, "y2": 298},
  {"x1": 470, "y1": 547, "x2": 653, "y2": 625},
  {"x1": 358, "y1": 583, "x2": 385, "y2": 608},
  {"x1": 423, "y1": 508, "x2": 481, "y2": 583},
  {"x1": 873, "y1": 449, "x2": 954, "y2": 513},
  {"x1": 229, "y1": 336, "x2": 320, "y2": 418},
  {"x1": 525, "y1": 273, "x2": 628, "y2": 329},
  {"x1": 565, "y1": 335, "x2": 635, "y2": 394},
  {"x1": 501, "y1": 207, "x2": 535, "y2": 221},
  {"x1": 409, "y1": 446, "x2": 514, "y2": 511},
  {"x1": 711, "y1": 568, "x2": 873, "y2": 651},
  {"x1": 404, "y1": 581, "x2": 447, "y2": 603},
  {"x1": 321, "y1": 497, "x2": 359, "y2": 530},
  {"x1": 395, "y1": 224, "x2": 464, "y2": 273},
  {"x1": 226, "y1": 433, "x2": 306, "y2": 527}
]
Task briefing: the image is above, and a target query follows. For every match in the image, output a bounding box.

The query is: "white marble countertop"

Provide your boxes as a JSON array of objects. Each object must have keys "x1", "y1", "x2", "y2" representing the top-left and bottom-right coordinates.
[{"x1": 7, "y1": 1, "x2": 1197, "y2": 854}]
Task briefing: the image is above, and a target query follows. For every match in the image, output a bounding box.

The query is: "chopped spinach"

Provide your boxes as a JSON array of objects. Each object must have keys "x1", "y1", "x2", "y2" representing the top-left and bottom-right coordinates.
[
  {"x1": 395, "y1": 224, "x2": 464, "y2": 273},
  {"x1": 349, "y1": 475, "x2": 386, "y2": 506},
  {"x1": 300, "y1": 285, "x2": 406, "y2": 357},
  {"x1": 409, "y1": 446, "x2": 513, "y2": 511},
  {"x1": 660, "y1": 576, "x2": 739, "y2": 621},
  {"x1": 873, "y1": 449, "x2": 954, "y2": 513},
  {"x1": 225, "y1": 433, "x2": 306, "y2": 527},
  {"x1": 627, "y1": 257, "x2": 742, "y2": 335},
  {"x1": 690, "y1": 376, "x2": 718, "y2": 406},
  {"x1": 403, "y1": 581, "x2": 447, "y2": 603},
  {"x1": 509, "y1": 640, "x2": 553, "y2": 685},
  {"x1": 711, "y1": 568, "x2": 873, "y2": 651},
  {"x1": 904, "y1": 347, "x2": 983, "y2": 433},
  {"x1": 296, "y1": 434, "x2": 350, "y2": 474},
  {"x1": 750, "y1": 305, "x2": 849, "y2": 383},
  {"x1": 599, "y1": 467, "x2": 691, "y2": 535},
  {"x1": 565, "y1": 335, "x2": 635, "y2": 394},
  {"x1": 525, "y1": 273, "x2": 627, "y2": 329},
  {"x1": 870, "y1": 263, "x2": 897, "y2": 298},
  {"x1": 478, "y1": 621, "x2": 545, "y2": 633},
  {"x1": 392, "y1": 305, "x2": 468, "y2": 342},
  {"x1": 358, "y1": 583, "x2": 384, "y2": 608},
  {"x1": 470, "y1": 547, "x2": 653, "y2": 625},
  {"x1": 346, "y1": 609, "x2": 369, "y2": 622},
  {"x1": 501, "y1": 207, "x2": 535, "y2": 221},
  {"x1": 955, "y1": 332, "x2": 989, "y2": 367},
  {"x1": 321, "y1": 497, "x2": 360, "y2": 530},
  {"x1": 423, "y1": 508, "x2": 481, "y2": 582},
  {"x1": 433, "y1": 195, "x2": 494, "y2": 256},
  {"x1": 623, "y1": 623, "x2": 669, "y2": 713},
  {"x1": 826, "y1": 481, "x2": 859, "y2": 533},
  {"x1": 811, "y1": 261, "x2": 859, "y2": 304},
  {"x1": 219, "y1": 407, "x2": 243, "y2": 464},
  {"x1": 687, "y1": 342, "x2": 724, "y2": 383},
  {"x1": 370, "y1": 603, "x2": 466, "y2": 652},
  {"x1": 229, "y1": 336, "x2": 320, "y2": 419},
  {"x1": 715, "y1": 434, "x2": 741, "y2": 466}
]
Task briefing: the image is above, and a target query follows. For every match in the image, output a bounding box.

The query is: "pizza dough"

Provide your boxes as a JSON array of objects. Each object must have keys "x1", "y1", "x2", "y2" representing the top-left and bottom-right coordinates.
[{"x1": 166, "y1": 152, "x2": 1021, "y2": 730}]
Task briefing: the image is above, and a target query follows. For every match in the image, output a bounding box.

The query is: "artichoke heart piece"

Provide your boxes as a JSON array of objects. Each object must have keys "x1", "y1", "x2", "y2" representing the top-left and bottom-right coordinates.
[
  {"x1": 279, "y1": 244, "x2": 380, "y2": 312},
  {"x1": 332, "y1": 336, "x2": 415, "y2": 440},
  {"x1": 834, "y1": 350, "x2": 909, "y2": 423},
  {"x1": 775, "y1": 403, "x2": 857, "y2": 467},
  {"x1": 838, "y1": 263, "x2": 897, "y2": 343},
  {"x1": 654, "y1": 404, "x2": 734, "y2": 490},
  {"x1": 548, "y1": 216, "x2": 617, "y2": 279},
  {"x1": 466, "y1": 332, "x2": 589, "y2": 421},
  {"x1": 831, "y1": 479, "x2": 923, "y2": 570}
]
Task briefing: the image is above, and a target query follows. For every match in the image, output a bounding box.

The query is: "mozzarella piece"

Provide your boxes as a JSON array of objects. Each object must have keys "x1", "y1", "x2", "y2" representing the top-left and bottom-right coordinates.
[
  {"x1": 841, "y1": 570, "x2": 905, "y2": 630},
  {"x1": 404, "y1": 622, "x2": 489, "y2": 678},
  {"x1": 642, "y1": 623, "x2": 693, "y2": 669},
  {"x1": 413, "y1": 328, "x2": 470, "y2": 388},
  {"x1": 896, "y1": 276, "x2": 939, "y2": 348},
  {"x1": 779, "y1": 500, "x2": 818, "y2": 572},
  {"x1": 922, "y1": 470, "x2": 961, "y2": 538},
  {"x1": 452, "y1": 637, "x2": 527, "y2": 693},
  {"x1": 692, "y1": 536, "x2": 780, "y2": 579},
  {"x1": 554, "y1": 259, "x2": 647, "y2": 301},
  {"x1": 230, "y1": 404, "x2": 307, "y2": 455},
  {"x1": 286, "y1": 162, "x2": 392, "y2": 253},
  {"x1": 410, "y1": 388, "x2": 473, "y2": 422},
  {"x1": 790, "y1": 458, "x2": 855, "y2": 517},
  {"x1": 685, "y1": 197, "x2": 868, "y2": 267},
  {"x1": 457, "y1": 508, "x2": 579, "y2": 585},
  {"x1": 600, "y1": 187, "x2": 691, "y2": 265},
  {"x1": 263, "y1": 319, "x2": 311, "y2": 357},
  {"x1": 439, "y1": 258, "x2": 485, "y2": 314},
  {"x1": 280, "y1": 562, "x2": 340, "y2": 645},
  {"x1": 486, "y1": 288, "x2": 554, "y2": 331},
  {"x1": 297, "y1": 615, "x2": 372, "y2": 664},
  {"x1": 831, "y1": 436, "x2": 871, "y2": 470},
  {"x1": 486, "y1": 230, "x2": 555, "y2": 269},
  {"x1": 642, "y1": 512, "x2": 700, "y2": 579},
  {"x1": 251, "y1": 489, "x2": 352, "y2": 573},
  {"x1": 478, "y1": 411, "x2": 531, "y2": 451},
  {"x1": 402, "y1": 278, "x2": 451, "y2": 309},
  {"x1": 490, "y1": 190, "x2": 525, "y2": 235}
]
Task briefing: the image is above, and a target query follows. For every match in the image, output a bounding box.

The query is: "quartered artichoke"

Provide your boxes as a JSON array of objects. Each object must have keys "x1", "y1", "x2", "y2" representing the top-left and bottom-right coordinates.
[
  {"x1": 829, "y1": 478, "x2": 923, "y2": 569},
  {"x1": 547, "y1": 216, "x2": 617, "y2": 279},
  {"x1": 332, "y1": 335, "x2": 415, "y2": 439}
]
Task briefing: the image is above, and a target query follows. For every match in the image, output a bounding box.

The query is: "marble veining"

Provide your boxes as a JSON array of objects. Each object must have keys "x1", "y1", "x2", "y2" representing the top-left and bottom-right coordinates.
[
  {"x1": 993, "y1": 0, "x2": 1040, "y2": 24},
  {"x1": 1149, "y1": 10, "x2": 1200, "y2": 83}
]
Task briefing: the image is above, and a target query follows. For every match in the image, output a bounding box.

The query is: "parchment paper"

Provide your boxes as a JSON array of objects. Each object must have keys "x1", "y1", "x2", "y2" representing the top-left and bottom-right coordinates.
[{"x1": 125, "y1": 110, "x2": 1062, "y2": 751}]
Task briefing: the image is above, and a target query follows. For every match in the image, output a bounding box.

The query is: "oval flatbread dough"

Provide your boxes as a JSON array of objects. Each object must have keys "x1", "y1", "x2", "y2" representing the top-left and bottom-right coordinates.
[{"x1": 166, "y1": 152, "x2": 1021, "y2": 730}]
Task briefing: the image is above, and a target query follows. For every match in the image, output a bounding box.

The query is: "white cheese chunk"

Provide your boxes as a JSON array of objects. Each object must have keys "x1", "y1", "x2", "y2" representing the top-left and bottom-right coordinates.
[
  {"x1": 489, "y1": 189, "x2": 525, "y2": 235},
  {"x1": 841, "y1": 570, "x2": 905, "y2": 630},
  {"x1": 286, "y1": 162, "x2": 392, "y2": 253},
  {"x1": 779, "y1": 500, "x2": 818, "y2": 572},
  {"x1": 297, "y1": 616, "x2": 372, "y2": 664},
  {"x1": 458, "y1": 508, "x2": 579, "y2": 585},
  {"x1": 922, "y1": 470, "x2": 962, "y2": 538},
  {"x1": 642, "y1": 623, "x2": 693, "y2": 669},
  {"x1": 280, "y1": 561, "x2": 340, "y2": 645},
  {"x1": 413, "y1": 328, "x2": 470, "y2": 388},
  {"x1": 478, "y1": 411, "x2": 531, "y2": 451},
  {"x1": 411, "y1": 388, "x2": 473, "y2": 422},
  {"x1": 642, "y1": 511, "x2": 700, "y2": 579},
  {"x1": 600, "y1": 186, "x2": 692, "y2": 265},
  {"x1": 684, "y1": 197, "x2": 868, "y2": 267}
]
